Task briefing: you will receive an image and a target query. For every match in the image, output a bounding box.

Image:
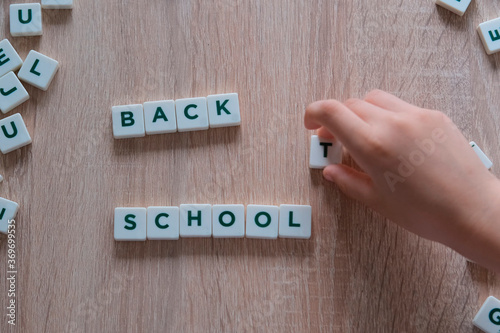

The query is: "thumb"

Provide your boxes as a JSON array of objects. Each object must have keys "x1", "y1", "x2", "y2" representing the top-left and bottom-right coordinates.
[{"x1": 323, "y1": 164, "x2": 377, "y2": 206}]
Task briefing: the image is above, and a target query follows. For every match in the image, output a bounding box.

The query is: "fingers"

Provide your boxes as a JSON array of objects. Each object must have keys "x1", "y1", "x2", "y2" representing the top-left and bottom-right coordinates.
[
  {"x1": 323, "y1": 164, "x2": 377, "y2": 207},
  {"x1": 316, "y1": 126, "x2": 335, "y2": 140},
  {"x1": 364, "y1": 89, "x2": 418, "y2": 113},
  {"x1": 343, "y1": 98, "x2": 388, "y2": 122},
  {"x1": 305, "y1": 99, "x2": 371, "y2": 149}
]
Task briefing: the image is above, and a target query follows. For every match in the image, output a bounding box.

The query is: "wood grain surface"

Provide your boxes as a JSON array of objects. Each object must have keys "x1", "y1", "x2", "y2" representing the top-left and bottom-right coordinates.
[{"x1": 0, "y1": 0, "x2": 499, "y2": 332}]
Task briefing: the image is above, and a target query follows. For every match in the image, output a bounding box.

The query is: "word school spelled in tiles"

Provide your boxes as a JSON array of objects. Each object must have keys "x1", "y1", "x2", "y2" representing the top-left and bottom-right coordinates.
[
  {"x1": 112, "y1": 93, "x2": 241, "y2": 138},
  {"x1": 114, "y1": 204, "x2": 312, "y2": 241}
]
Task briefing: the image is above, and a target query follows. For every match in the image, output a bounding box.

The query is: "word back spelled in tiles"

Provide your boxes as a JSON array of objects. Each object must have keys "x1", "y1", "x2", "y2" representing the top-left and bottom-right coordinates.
[
  {"x1": 112, "y1": 93, "x2": 241, "y2": 138},
  {"x1": 478, "y1": 17, "x2": 500, "y2": 55},
  {"x1": 10, "y1": 3, "x2": 43, "y2": 37},
  {"x1": 114, "y1": 204, "x2": 312, "y2": 241}
]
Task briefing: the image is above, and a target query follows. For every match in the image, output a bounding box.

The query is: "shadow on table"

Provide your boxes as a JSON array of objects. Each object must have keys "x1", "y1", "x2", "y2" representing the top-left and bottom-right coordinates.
[
  {"x1": 112, "y1": 236, "x2": 315, "y2": 260},
  {"x1": 111, "y1": 126, "x2": 242, "y2": 155}
]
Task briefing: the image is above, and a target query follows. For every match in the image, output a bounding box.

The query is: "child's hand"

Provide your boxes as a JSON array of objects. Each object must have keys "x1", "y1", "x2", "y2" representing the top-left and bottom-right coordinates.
[{"x1": 305, "y1": 90, "x2": 500, "y2": 272}]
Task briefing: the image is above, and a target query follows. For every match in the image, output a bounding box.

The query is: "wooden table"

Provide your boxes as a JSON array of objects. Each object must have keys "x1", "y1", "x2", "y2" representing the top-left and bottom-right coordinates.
[{"x1": 1, "y1": 1, "x2": 499, "y2": 332}]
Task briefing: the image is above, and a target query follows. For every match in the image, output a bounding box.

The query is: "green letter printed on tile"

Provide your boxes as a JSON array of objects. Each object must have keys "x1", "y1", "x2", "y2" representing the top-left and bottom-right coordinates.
[
  {"x1": 288, "y1": 211, "x2": 300, "y2": 228},
  {"x1": 255, "y1": 212, "x2": 271, "y2": 228},
  {"x1": 124, "y1": 214, "x2": 137, "y2": 230},
  {"x1": 0, "y1": 87, "x2": 17, "y2": 96},
  {"x1": 1, "y1": 122, "x2": 18, "y2": 139},
  {"x1": 29, "y1": 59, "x2": 41, "y2": 76},
  {"x1": 218, "y1": 211, "x2": 235, "y2": 227},
  {"x1": 121, "y1": 111, "x2": 135, "y2": 127},
  {"x1": 18, "y1": 9, "x2": 32, "y2": 24},
  {"x1": 0, "y1": 49, "x2": 10, "y2": 67},
  {"x1": 489, "y1": 29, "x2": 500, "y2": 42},
  {"x1": 152, "y1": 107, "x2": 168, "y2": 123},
  {"x1": 216, "y1": 100, "x2": 231, "y2": 115},
  {"x1": 187, "y1": 210, "x2": 202, "y2": 227},
  {"x1": 184, "y1": 104, "x2": 199, "y2": 120},
  {"x1": 155, "y1": 213, "x2": 170, "y2": 229}
]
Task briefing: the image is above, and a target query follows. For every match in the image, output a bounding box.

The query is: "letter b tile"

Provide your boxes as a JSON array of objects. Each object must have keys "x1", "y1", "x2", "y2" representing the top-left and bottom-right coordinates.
[{"x1": 112, "y1": 104, "x2": 145, "y2": 139}]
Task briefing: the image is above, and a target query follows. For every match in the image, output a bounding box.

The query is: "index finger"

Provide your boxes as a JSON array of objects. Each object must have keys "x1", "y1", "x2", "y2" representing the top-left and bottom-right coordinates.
[
  {"x1": 364, "y1": 90, "x2": 419, "y2": 113},
  {"x1": 305, "y1": 99, "x2": 371, "y2": 149}
]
